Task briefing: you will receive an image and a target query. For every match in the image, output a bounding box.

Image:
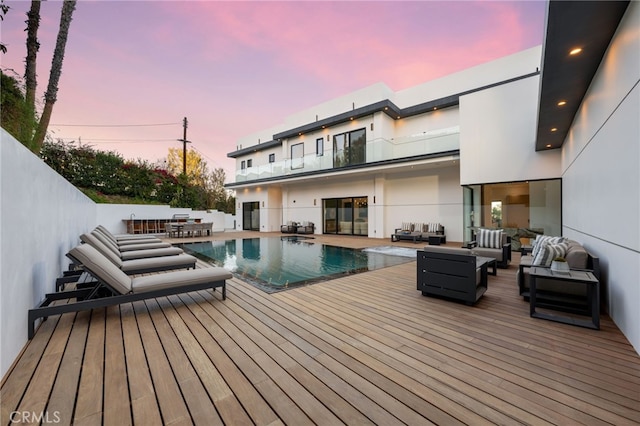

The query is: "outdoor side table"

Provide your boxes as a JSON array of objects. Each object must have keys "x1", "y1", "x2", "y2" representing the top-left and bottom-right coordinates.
[{"x1": 529, "y1": 267, "x2": 600, "y2": 329}]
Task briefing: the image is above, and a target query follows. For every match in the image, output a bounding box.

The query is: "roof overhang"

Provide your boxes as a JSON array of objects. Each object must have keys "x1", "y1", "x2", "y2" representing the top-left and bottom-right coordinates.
[{"x1": 535, "y1": 0, "x2": 629, "y2": 151}]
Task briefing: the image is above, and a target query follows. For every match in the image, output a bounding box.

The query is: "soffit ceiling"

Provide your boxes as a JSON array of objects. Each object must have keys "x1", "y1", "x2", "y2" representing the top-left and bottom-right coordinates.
[{"x1": 535, "y1": 0, "x2": 629, "y2": 151}]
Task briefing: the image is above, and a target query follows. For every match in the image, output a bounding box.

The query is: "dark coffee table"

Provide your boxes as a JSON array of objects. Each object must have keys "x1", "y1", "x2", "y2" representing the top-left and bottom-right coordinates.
[
  {"x1": 427, "y1": 235, "x2": 446, "y2": 245},
  {"x1": 476, "y1": 256, "x2": 497, "y2": 276}
]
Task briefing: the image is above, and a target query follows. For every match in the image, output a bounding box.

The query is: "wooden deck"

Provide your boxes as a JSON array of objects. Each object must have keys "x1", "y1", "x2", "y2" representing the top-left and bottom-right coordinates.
[{"x1": 2, "y1": 232, "x2": 639, "y2": 425}]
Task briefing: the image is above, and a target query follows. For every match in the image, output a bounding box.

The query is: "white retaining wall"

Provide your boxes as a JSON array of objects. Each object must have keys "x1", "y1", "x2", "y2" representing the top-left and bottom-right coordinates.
[
  {"x1": 1, "y1": 129, "x2": 96, "y2": 378},
  {"x1": 0, "y1": 129, "x2": 236, "y2": 379}
]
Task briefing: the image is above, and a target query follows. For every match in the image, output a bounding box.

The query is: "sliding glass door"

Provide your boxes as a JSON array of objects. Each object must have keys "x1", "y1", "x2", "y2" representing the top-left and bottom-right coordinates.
[
  {"x1": 323, "y1": 197, "x2": 368, "y2": 235},
  {"x1": 462, "y1": 179, "x2": 561, "y2": 250}
]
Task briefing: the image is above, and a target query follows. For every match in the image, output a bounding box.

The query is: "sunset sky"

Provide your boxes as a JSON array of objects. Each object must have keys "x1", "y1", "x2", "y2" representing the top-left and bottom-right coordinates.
[{"x1": 1, "y1": 1, "x2": 546, "y2": 180}]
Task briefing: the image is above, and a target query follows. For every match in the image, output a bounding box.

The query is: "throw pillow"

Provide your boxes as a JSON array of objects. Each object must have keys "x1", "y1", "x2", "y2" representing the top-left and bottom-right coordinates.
[
  {"x1": 402, "y1": 222, "x2": 412, "y2": 231},
  {"x1": 428, "y1": 222, "x2": 439, "y2": 233},
  {"x1": 477, "y1": 229, "x2": 502, "y2": 249},
  {"x1": 532, "y1": 242, "x2": 569, "y2": 266},
  {"x1": 531, "y1": 235, "x2": 567, "y2": 258}
]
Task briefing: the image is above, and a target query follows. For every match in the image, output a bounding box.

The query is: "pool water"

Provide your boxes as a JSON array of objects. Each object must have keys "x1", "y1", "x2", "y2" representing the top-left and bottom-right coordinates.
[{"x1": 179, "y1": 237, "x2": 414, "y2": 292}]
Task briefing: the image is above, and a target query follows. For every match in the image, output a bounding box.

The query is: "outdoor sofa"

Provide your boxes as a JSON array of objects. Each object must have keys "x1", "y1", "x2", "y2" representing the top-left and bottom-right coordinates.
[
  {"x1": 391, "y1": 222, "x2": 445, "y2": 243},
  {"x1": 517, "y1": 236, "x2": 600, "y2": 301},
  {"x1": 28, "y1": 244, "x2": 232, "y2": 339}
]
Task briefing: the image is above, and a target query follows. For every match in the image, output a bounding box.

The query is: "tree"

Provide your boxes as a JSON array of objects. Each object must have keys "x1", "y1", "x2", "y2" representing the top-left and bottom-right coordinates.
[
  {"x1": 0, "y1": 71, "x2": 36, "y2": 143},
  {"x1": 25, "y1": 0, "x2": 41, "y2": 131},
  {"x1": 166, "y1": 147, "x2": 208, "y2": 187},
  {"x1": 31, "y1": 0, "x2": 77, "y2": 152},
  {"x1": 0, "y1": 0, "x2": 10, "y2": 54}
]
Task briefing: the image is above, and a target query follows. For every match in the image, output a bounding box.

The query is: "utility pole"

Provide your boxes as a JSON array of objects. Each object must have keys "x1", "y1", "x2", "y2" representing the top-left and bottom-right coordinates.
[{"x1": 177, "y1": 117, "x2": 190, "y2": 175}]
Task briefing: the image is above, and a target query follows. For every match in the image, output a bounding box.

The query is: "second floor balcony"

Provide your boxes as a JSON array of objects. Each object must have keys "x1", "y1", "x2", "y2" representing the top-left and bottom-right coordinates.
[{"x1": 234, "y1": 126, "x2": 460, "y2": 183}]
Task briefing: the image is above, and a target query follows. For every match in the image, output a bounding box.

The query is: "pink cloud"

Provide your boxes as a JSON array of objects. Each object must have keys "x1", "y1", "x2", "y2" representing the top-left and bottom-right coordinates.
[{"x1": 1, "y1": 0, "x2": 545, "y2": 178}]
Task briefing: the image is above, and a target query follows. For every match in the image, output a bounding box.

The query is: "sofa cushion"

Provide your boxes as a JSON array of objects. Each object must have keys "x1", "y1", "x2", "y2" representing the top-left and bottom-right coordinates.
[
  {"x1": 471, "y1": 246, "x2": 504, "y2": 262},
  {"x1": 401, "y1": 222, "x2": 412, "y2": 231},
  {"x1": 565, "y1": 241, "x2": 588, "y2": 269},
  {"x1": 532, "y1": 242, "x2": 569, "y2": 266},
  {"x1": 477, "y1": 229, "x2": 503, "y2": 249},
  {"x1": 428, "y1": 222, "x2": 439, "y2": 233}
]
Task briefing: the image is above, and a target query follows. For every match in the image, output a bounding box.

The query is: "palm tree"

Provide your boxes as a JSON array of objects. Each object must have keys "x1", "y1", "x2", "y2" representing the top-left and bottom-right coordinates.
[
  {"x1": 24, "y1": 0, "x2": 41, "y2": 150},
  {"x1": 31, "y1": 0, "x2": 77, "y2": 152}
]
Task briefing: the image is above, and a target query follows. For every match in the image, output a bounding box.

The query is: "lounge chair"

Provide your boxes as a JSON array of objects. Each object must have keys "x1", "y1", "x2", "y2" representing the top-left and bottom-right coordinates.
[
  {"x1": 68, "y1": 242, "x2": 197, "y2": 275},
  {"x1": 81, "y1": 232, "x2": 183, "y2": 260},
  {"x1": 96, "y1": 225, "x2": 161, "y2": 242},
  {"x1": 95, "y1": 226, "x2": 162, "y2": 246},
  {"x1": 28, "y1": 244, "x2": 231, "y2": 339},
  {"x1": 93, "y1": 228, "x2": 171, "y2": 250}
]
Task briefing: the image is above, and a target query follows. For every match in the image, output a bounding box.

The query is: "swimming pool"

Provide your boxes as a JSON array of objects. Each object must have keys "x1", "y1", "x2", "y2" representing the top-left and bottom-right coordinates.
[{"x1": 179, "y1": 236, "x2": 414, "y2": 292}]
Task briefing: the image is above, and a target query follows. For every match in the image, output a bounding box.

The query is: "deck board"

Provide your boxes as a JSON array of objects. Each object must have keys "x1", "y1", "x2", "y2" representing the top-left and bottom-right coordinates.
[{"x1": 2, "y1": 232, "x2": 639, "y2": 425}]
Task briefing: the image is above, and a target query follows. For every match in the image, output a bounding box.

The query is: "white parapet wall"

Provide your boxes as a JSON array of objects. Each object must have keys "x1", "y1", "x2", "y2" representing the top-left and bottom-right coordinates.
[
  {"x1": 0, "y1": 129, "x2": 96, "y2": 378},
  {"x1": 96, "y1": 204, "x2": 234, "y2": 235}
]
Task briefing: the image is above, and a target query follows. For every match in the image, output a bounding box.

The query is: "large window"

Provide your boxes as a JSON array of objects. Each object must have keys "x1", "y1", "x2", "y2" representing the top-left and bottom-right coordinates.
[
  {"x1": 463, "y1": 179, "x2": 561, "y2": 250},
  {"x1": 333, "y1": 128, "x2": 366, "y2": 168}
]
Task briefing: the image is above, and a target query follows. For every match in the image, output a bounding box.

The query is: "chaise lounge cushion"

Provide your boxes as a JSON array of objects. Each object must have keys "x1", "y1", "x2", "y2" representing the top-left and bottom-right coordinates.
[
  {"x1": 68, "y1": 244, "x2": 232, "y2": 295},
  {"x1": 132, "y1": 268, "x2": 232, "y2": 293}
]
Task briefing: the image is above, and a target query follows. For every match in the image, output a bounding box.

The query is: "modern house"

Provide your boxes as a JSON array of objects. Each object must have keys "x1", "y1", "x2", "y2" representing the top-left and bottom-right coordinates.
[{"x1": 227, "y1": 1, "x2": 639, "y2": 352}]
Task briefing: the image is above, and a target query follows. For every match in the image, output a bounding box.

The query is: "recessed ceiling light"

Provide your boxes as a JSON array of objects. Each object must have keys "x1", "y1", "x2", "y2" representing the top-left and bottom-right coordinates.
[
  {"x1": 546, "y1": 144, "x2": 552, "y2": 148},
  {"x1": 557, "y1": 100, "x2": 567, "y2": 106},
  {"x1": 551, "y1": 128, "x2": 557, "y2": 132},
  {"x1": 569, "y1": 47, "x2": 583, "y2": 55}
]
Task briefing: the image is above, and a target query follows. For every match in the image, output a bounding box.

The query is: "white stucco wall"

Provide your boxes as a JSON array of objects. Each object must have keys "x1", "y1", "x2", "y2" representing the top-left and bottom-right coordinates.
[
  {"x1": 0, "y1": 130, "x2": 96, "y2": 378},
  {"x1": 561, "y1": 2, "x2": 640, "y2": 353},
  {"x1": 383, "y1": 165, "x2": 462, "y2": 241},
  {"x1": 459, "y1": 74, "x2": 561, "y2": 185}
]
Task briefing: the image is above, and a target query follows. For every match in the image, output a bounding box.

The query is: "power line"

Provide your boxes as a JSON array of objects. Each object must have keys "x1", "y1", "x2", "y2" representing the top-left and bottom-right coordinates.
[
  {"x1": 56, "y1": 137, "x2": 176, "y2": 143},
  {"x1": 50, "y1": 122, "x2": 180, "y2": 128}
]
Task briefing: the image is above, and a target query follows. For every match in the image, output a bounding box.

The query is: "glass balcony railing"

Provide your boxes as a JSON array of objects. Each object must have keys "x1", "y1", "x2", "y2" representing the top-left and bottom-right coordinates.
[{"x1": 234, "y1": 126, "x2": 459, "y2": 183}]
